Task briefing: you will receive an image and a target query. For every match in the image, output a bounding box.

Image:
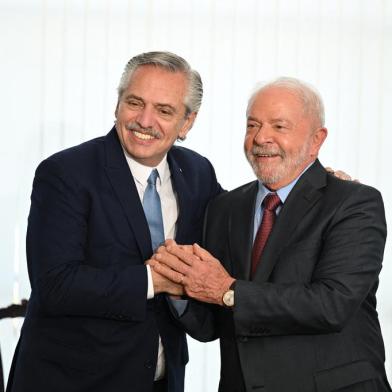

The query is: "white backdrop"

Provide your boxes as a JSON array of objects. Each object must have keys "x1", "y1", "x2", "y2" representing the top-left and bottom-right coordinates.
[{"x1": 0, "y1": 1, "x2": 391, "y2": 390}]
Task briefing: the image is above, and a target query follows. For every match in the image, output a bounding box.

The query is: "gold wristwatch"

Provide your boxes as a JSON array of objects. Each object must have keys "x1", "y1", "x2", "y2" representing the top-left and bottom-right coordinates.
[{"x1": 222, "y1": 281, "x2": 236, "y2": 308}]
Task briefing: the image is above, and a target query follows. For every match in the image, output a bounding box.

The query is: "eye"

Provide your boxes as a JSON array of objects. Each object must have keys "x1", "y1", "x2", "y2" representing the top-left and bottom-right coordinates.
[
  {"x1": 126, "y1": 99, "x2": 143, "y2": 109},
  {"x1": 157, "y1": 106, "x2": 175, "y2": 117},
  {"x1": 160, "y1": 108, "x2": 172, "y2": 116},
  {"x1": 247, "y1": 122, "x2": 260, "y2": 131},
  {"x1": 274, "y1": 124, "x2": 288, "y2": 131}
]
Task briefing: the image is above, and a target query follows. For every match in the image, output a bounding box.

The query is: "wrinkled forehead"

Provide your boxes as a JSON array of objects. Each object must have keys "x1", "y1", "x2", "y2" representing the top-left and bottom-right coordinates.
[
  {"x1": 248, "y1": 87, "x2": 307, "y2": 119},
  {"x1": 127, "y1": 64, "x2": 187, "y2": 88},
  {"x1": 125, "y1": 65, "x2": 188, "y2": 105}
]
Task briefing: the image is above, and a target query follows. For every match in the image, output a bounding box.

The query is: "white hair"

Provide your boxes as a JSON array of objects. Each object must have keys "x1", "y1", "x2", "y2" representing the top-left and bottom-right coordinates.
[
  {"x1": 117, "y1": 51, "x2": 203, "y2": 116},
  {"x1": 247, "y1": 77, "x2": 325, "y2": 127}
]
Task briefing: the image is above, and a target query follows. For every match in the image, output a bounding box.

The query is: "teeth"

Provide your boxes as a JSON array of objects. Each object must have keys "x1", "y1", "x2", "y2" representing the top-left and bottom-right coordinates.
[{"x1": 133, "y1": 131, "x2": 154, "y2": 140}]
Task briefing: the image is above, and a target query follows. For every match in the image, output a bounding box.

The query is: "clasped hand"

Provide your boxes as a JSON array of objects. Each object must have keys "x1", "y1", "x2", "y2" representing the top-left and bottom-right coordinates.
[{"x1": 147, "y1": 240, "x2": 235, "y2": 305}]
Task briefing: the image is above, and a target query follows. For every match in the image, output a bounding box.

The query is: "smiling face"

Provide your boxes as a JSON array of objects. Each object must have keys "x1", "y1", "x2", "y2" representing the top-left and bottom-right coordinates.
[
  {"x1": 115, "y1": 65, "x2": 196, "y2": 167},
  {"x1": 244, "y1": 86, "x2": 327, "y2": 190}
]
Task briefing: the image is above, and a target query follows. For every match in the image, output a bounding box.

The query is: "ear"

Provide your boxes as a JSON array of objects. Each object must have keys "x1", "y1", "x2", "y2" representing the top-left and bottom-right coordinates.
[
  {"x1": 178, "y1": 112, "x2": 197, "y2": 139},
  {"x1": 310, "y1": 127, "x2": 328, "y2": 156}
]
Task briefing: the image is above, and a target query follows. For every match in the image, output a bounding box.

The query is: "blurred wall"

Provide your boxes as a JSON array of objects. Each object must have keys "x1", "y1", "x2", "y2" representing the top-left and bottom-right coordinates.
[{"x1": 0, "y1": 1, "x2": 391, "y2": 390}]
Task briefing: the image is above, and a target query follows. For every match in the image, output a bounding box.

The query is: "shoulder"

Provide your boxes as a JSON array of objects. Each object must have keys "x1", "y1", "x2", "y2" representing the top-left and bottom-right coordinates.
[
  {"x1": 48, "y1": 135, "x2": 105, "y2": 165},
  {"x1": 169, "y1": 145, "x2": 213, "y2": 166},
  {"x1": 304, "y1": 161, "x2": 383, "y2": 204},
  {"x1": 168, "y1": 145, "x2": 217, "y2": 178},
  {"x1": 38, "y1": 135, "x2": 105, "y2": 171},
  {"x1": 168, "y1": 145, "x2": 224, "y2": 199},
  {"x1": 34, "y1": 135, "x2": 107, "y2": 186},
  {"x1": 307, "y1": 170, "x2": 386, "y2": 228},
  {"x1": 208, "y1": 181, "x2": 257, "y2": 210},
  {"x1": 325, "y1": 172, "x2": 383, "y2": 203}
]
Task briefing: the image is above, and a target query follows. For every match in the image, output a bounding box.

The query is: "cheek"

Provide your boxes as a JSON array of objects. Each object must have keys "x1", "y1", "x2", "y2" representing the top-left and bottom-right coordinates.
[
  {"x1": 164, "y1": 120, "x2": 185, "y2": 139},
  {"x1": 274, "y1": 138, "x2": 291, "y2": 152},
  {"x1": 244, "y1": 134, "x2": 254, "y2": 150},
  {"x1": 117, "y1": 106, "x2": 138, "y2": 122},
  {"x1": 115, "y1": 112, "x2": 126, "y2": 124},
  {"x1": 308, "y1": 138, "x2": 320, "y2": 155}
]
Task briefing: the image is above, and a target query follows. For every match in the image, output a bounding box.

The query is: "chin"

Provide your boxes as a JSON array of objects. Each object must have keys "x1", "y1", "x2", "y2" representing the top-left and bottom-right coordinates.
[{"x1": 256, "y1": 170, "x2": 284, "y2": 185}]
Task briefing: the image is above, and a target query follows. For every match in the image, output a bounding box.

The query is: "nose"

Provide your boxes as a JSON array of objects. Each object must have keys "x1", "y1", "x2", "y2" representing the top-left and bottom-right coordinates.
[
  {"x1": 253, "y1": 125, "x2": 273, "y2": 145},
  {"x1": 136, "y1": 105, "x2": 155, "y2": 129}
]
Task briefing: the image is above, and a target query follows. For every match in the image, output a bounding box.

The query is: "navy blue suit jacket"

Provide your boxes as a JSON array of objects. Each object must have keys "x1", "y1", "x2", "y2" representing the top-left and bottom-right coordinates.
[{"x1": 7, "y1": 128, "x2": 222, "y2": 392}]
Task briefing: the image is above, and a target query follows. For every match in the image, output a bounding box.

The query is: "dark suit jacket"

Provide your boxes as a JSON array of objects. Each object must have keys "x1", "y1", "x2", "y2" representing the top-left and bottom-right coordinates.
[
  {"x1": 6, "y1": 128, "x2": 222, "y2": 392},
  {"x1": 181, "y1": 160, "x2": 390, "y2": 392}
]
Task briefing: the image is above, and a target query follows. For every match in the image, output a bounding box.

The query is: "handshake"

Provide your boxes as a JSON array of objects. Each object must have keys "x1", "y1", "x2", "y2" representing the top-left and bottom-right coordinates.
[{"x1": 147, "y1": 239, "x2": 235, "y2": 306}]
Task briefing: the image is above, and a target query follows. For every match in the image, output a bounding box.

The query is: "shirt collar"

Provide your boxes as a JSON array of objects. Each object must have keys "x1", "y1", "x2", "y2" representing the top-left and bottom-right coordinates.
[
  {"x1": 256, "y1": 161, "x2": 315, "y2": 206},
  {"x1": 122, "y1": 149, "x2": 171, "y2": 187}
]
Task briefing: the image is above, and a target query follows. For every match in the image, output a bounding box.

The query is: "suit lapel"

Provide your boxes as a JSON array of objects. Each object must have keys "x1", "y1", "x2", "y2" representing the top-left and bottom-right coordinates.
[
  {"x1": 166, "y1": 150, "x2": 192, "y2": 244},
  {"x1": 103, "y1": 127, "x2": 152, "y2": 261},
  {"x1": 253, "y1": 160, "x2": 327, "y2": 281},
  {"x1": 229, "y1": 182, "x2": 259, "y2": 280}
]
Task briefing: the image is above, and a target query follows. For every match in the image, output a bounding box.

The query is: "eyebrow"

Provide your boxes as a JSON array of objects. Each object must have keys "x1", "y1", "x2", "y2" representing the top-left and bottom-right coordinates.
[
  {"x1": 124, "y1": 94, "x2": 143, "y2": 102},
  {"x1": 156, "y1": 103, "x2": 177, "y2": 113},
  {"x1": 270, "y1": 118, "x2": 293, "y2": 126},
  {"x1": 124, "y1": 94, "x2": 178, "y2": 113},
  {"x1": 247, "y1": 116, "x2": 293, "y2": 124}
]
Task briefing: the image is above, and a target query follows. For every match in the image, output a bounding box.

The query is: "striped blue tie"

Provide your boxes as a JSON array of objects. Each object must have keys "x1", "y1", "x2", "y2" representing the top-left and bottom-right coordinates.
[{"x1": 143, "y1": 169, "x2": 165, "y2": 251}]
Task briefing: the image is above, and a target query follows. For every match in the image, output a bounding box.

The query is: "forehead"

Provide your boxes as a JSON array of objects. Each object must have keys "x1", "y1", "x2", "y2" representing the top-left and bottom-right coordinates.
[
  {"x1": 124, "y1": 65, "x2": 188, "y2": 105},
  {"x1": 248, "y1": 87, "x2": 305, "y2": 119}
]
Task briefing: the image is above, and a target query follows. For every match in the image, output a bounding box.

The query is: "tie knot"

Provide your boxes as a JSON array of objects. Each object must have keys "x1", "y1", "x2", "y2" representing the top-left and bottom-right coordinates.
[
  {"x1": 147, "y1": 169, "x2": 159, "y2": 186},
  {"x1": 263, "y1": 193, "x2": 281, "y2": 211}
]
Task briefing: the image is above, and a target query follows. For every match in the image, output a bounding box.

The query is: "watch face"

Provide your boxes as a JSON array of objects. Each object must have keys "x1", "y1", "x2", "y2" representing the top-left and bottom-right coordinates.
[{"x1": 223, "y1": 290, "x2": 234, "y2": 307}]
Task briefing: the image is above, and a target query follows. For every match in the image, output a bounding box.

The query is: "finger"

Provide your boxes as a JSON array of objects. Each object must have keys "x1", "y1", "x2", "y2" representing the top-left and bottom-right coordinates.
[
  {"x1": 325, "y1": 166, "x2": 334, "y2": 173},
  {"x1": 155, "y1": 252, "x2": 190, "y2": 275},
  {"x1": 178, "y1": 244, "x2": 194, "y2": 254},
  {"x1": 334, "y1": 170, "x2": 352, "y2": 181},
  {"x1": 166, "y1": 245, "x2": 198, "y2": 266},
  {"x1": 156, "y1": 244, "x2": 170, "y2": 255},
  {"x1": 146, "y1": 258, "x2": 158, "y2": 267},
  {"x1": 193, "y1": 243, "x2": 214, "y2": 261},
  {"x1": 164, "y1": 239, "x2": 177, "y2": 247},
  {"x1": 155, "y1": 245, "x2": 177, "y2": 258},
  {"x1": 153, "y1": 263, "x2": 184, "y2": 284}
]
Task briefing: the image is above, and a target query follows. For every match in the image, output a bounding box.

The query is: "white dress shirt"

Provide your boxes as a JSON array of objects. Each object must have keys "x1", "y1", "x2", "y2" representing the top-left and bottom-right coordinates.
[{"x1": 124, "y1": 151, "x2": 178, "y2": 381}]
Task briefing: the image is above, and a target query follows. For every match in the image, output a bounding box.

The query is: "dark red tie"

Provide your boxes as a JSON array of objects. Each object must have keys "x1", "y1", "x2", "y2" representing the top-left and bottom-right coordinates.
[{"x1": 251, "y1": 193, "x2": 281, "y2": 278}]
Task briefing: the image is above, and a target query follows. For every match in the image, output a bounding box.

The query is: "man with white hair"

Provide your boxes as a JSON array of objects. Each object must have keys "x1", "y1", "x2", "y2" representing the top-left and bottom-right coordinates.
[{"x1": 152, "y1": 77, "x2": 391, "y2": 391}]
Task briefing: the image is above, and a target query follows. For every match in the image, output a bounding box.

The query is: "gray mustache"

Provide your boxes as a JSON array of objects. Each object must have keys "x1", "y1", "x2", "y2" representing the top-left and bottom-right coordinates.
[
  {"x1": 251, "y1": 145, "x2": 284, "y2": 157},
  {"x1": 125, "y1": 122, "x2": 163, "y2": 139}
]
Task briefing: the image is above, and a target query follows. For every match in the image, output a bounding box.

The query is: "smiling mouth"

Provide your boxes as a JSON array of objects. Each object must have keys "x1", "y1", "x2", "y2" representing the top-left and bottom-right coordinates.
[
  {"x1": 255, "y1": 154, "x2": 279, "y2": 158},
  {"x1": 132, "y1": 130, "x2": 155, "y2": 141},
  {"x1": 125, "y1": 121, "x2": 162, "y2": 140}
]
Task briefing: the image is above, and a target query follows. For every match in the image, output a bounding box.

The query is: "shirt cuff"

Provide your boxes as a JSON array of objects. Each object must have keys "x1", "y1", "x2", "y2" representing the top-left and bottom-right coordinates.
[{"x1": 146, "y1": 265, "x2": 154, "y2": 299}]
